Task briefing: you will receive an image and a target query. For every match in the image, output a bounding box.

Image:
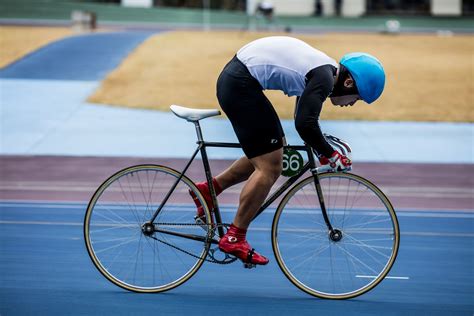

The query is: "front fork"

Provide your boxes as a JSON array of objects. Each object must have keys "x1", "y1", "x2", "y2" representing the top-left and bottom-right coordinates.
[
  {"x1": 311, "y1": 169, "x2": 334, "y2": 232},
  {"x1": 311, "y1": 170, "x2": 345, "y2": 242},
  {"x1": 308, "y1": 147, "x2": 343, "y2": 242}
]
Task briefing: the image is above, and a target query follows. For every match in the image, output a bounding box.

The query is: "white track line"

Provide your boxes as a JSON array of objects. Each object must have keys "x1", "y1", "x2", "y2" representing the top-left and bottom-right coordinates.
[
  {"x1": 356, "y1": 275, "x2": 410, "y2": 280},
  {"x1": 1, "y1": 202, "x2": 473, "y2": 218}
]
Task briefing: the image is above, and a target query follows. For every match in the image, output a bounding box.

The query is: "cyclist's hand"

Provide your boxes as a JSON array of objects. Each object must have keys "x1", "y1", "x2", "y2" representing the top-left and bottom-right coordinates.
[
  {"x1": 319, "y1": 151, "x2": 352, "y2": 172},
  {"x1": 313, "y1": 149, "x2": 331, "y2": 166},
  {"x1": 318, "y1": 155, "x2": 330, "y2": 166},
  {"x1": 328, "y1": 151, "x2": 352, "y2": 172}
]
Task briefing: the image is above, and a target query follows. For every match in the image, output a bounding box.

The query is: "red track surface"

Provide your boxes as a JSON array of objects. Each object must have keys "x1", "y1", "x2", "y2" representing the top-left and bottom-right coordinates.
[{"x1": 1, "y1": 155, "x2": 472, "y2": 211}]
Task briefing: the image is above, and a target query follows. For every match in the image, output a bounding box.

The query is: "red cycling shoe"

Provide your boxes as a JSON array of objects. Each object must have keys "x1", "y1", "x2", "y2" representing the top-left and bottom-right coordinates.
[
  {"x1": 219, "y1": 224, "x2": 269, "y2": 266},
  {"x1": 189, "y1": 178, "x2": 222, "y2": 224}
]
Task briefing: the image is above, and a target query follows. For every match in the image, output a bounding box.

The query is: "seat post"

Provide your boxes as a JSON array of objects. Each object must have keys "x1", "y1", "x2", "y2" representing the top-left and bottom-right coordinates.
[{"x1": 194, "y1": 121, "x2": 204, "y2": 142}]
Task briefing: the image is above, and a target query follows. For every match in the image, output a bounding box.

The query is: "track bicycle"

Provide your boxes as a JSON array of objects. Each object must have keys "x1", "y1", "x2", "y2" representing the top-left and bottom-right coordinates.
[{"x1": 84, "y1": 105, "x2": 400, "y2": 299}]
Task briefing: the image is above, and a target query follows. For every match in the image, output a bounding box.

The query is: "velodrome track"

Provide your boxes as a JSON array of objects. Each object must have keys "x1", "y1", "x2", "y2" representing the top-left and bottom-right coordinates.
[
  {"x1": 0, "y1": 156, "x2": 473, "y2": 315},
  {"x1": 0, "y1": 31, "x2": 473, "y2": 315}
]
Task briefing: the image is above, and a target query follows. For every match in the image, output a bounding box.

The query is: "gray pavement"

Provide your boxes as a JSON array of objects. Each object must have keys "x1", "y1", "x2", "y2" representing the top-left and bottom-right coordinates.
[{"x1": 1, "y1": 77, "x2": 472, "y2": 163}]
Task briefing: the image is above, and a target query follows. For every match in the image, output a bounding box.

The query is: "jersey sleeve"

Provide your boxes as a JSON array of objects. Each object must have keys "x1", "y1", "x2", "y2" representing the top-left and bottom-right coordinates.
[{"x1": 294, "y1": 64, "x2": 336, "y2": 158}]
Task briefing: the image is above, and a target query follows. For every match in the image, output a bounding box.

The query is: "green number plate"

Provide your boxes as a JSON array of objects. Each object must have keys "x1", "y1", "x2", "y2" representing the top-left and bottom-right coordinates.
[{"x1": 282, "y1": 148, "x2": 304, "y2": 177}]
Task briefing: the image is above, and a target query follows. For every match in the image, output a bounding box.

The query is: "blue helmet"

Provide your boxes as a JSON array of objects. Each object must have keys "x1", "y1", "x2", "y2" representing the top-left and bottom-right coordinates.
[{"x1": 340, "y1": 52, "x2": 385, "y2": 104}]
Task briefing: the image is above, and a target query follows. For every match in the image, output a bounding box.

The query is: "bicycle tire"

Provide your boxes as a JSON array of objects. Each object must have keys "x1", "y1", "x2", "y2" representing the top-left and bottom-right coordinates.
[
  {"x1": 271, "y1": 172, "x2": 399, "y2": 299},
  {"x1": 84, "y1": 164, "x2": 212, "y2": 293}
]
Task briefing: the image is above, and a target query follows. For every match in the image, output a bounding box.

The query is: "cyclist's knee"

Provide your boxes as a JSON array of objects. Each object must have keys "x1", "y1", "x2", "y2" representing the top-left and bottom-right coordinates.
[
  {"x1": 267, "y1": 158, "x2": 283, "y2": 181},
  {"x1": 252, "y1": 149, "x2": 283, "y2": 183},
  {"x1": 267, "y1": 163, "x2": 282, "y2": 183}
]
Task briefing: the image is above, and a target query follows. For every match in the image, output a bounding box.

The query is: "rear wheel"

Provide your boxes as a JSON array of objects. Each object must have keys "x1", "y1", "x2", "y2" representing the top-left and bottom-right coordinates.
[
  {"x1": 272, "y1": 172, "x2": 399, "y2": 299},
  {"x1": 84, "y1": 165, "x2": 212, "y2": 293}
]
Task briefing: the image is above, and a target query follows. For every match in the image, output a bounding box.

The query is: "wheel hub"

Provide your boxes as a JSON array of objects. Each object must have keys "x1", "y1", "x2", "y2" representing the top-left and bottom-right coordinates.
[
  {"x1": 141, "y1": 222, "x2": 155, "y2": 236},
  {"x1": 329, "y1": 229, "x2": 343, "y2": 242}
]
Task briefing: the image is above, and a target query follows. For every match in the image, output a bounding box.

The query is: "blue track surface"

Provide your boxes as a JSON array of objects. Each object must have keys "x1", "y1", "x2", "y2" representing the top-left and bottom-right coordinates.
[
  {"x1": 0, "y1": 32, "x2": 152, "y2": 80},
  {"x1": 0, "y1": 30, "x2": 473, "y2": 315},
  {"x1": 0, "y1": 201, "x2": 473, "y2": 315}
]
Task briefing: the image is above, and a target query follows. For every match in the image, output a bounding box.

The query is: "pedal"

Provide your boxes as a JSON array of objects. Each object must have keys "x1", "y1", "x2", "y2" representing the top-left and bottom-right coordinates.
[{"x1": 243, "y1": 262, "x2": 256, "y2": 269}]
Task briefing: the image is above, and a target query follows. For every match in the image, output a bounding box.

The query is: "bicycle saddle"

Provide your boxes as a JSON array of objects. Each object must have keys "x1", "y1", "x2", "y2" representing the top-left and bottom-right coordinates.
[{"x1": 170, "y1": 105, "x2": 221, "y2": 122}]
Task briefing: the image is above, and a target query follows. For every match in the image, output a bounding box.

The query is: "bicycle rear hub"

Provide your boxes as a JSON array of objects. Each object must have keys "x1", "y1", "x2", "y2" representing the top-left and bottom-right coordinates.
[
  {"x1": 141, "y1": 222, "x2": 155, "y2": 237},
  {"x1": 329, "y1": 229, "x2": 343, "y2": 242}
]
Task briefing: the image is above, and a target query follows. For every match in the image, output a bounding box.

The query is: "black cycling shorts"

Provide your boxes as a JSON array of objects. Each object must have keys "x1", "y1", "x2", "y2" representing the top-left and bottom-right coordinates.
[{"x1": 216, "y1": 56, "x2": 284, "y2": 159}]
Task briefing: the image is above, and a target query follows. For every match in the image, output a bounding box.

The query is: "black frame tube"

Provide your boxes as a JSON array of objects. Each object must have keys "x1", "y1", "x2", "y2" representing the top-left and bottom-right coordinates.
[
  {"x1": 199, "y1": 141, "x2": 226, "y2": 237},
  {"x1": 252, "y1": 162, "x2": 311, "y2": 220},
  {"x1": 308, "y1": 147, "x2": 334, "y2": 231},
  {"x1": 149, "y1": 146, "x2": 201, "y2": 223},
  {"x1": 153, "y1": 226, "x2": 219, "y2": 245},
  {"x1": 149, "y1": 138, "x2": 335, "y2": 241}
]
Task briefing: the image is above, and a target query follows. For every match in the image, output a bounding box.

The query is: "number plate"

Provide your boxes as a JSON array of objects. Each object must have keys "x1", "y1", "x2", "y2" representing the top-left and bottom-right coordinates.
[{"x1": 282, "y1": 148, "x2": 304, "y2": 177}]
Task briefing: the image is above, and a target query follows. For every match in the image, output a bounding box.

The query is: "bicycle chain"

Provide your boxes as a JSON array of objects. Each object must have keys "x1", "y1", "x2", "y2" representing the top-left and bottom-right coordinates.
[{"x1": 149, "y1": 222, "x2": 237, "y2": 265}]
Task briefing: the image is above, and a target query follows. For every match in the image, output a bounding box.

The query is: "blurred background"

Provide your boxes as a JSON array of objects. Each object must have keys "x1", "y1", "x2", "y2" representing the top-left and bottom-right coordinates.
[
  {"x1": 0, "y1": 1, "x2": 473, "y2": 315},
  {"x1": 1, "y1": 0, "x2": 472, "y2": 123},
  {"x1": 1, "y1": 0, "x2": 473, "y2": 29}
]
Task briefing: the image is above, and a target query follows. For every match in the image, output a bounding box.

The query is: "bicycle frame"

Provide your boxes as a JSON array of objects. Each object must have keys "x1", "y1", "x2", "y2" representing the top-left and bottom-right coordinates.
[
  {"x1": 85, "y1": 112, "x2": 399, "y2": 298},
  {"x1": 149, "y1": 120, "x2": 334, "y2": 243}
]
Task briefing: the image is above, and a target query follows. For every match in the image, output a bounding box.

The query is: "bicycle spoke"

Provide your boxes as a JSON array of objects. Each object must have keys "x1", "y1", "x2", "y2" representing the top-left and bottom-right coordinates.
[
  {"x1": 85, "y1": 165, "x2": 209, "y2": 292},
  {"x1": 334, "y1": 243, "x2": 379, "y2": 275},
  {"x1": 94, "y1": 235, "x2": 140, "y2": 255},
  {"x1": 273, "y1": 173, "x2": 399, "y2": 299},
  {"x1": 286, "y1": 243, "x2": 330, "y2": 270},
  {"x1": 344, "y1": 216, "x2": 392, "y2": 229},
  {"x1": 96, "y1": 205, "x2": 135, "y2": 226},
  {"x1": 343, "y1": 233, "x2": 392, "y2": 260}
]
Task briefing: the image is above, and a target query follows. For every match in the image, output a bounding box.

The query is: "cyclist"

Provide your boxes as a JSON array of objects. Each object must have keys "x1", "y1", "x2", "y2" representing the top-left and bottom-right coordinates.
[{"x1": 190, "y1": 36, "x2": 385, "y2": 266}]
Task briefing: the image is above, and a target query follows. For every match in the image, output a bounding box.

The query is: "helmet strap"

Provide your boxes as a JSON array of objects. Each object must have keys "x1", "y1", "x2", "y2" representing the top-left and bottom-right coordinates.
[{"x1": 331, "y1": 65, "x2": 358, "y2": 97}]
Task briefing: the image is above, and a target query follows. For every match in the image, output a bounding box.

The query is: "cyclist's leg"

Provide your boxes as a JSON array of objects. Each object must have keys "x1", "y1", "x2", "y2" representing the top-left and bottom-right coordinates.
[
  {"x1": 213, "y1": 55, "x2": 285, "y2": 265},
  {"x1": 190, "y1": 157, "x2": 252, "y2": 214},
  {"x1": 233, "y1": 148, "x2": 282, "y2": 229},
  {"x1": 213, "y1": 135, "x2": 287, "y2": 190},
  {"x1": 194, "y1": 55, "x2": 282, "y2": 205},
  {"x1": 191, "y1": 155, "x2": 263, "y2": 225},
  {"x1": 218, "y1": 148, "x2": 281, "y2": 265},
  {"x1": 214, "y1": 156, "x2": 254, "y2": 190}
]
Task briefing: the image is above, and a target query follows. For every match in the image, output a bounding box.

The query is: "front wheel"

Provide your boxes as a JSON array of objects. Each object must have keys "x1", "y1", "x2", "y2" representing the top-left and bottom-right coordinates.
[{"x1": 272, "y1": 172, "x2": 399, "y2": 299}]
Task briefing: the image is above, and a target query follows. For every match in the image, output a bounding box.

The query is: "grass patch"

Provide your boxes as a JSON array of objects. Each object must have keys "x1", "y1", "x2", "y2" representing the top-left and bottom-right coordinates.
[
  {"x1": 89, "y1": 30, "x2": 470, "y2": 122},
  {"x1": 0, "y1": 26, "x2": 74, "y2": 68},
  {"x1": 2, "y1": 26, "x2": 470, "y2": 122}
]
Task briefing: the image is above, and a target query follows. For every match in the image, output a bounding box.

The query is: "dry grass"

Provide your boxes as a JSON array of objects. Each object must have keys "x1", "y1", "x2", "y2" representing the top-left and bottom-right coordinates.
[
  {"x1": 0, "y1": 26, "x2": 471, "y2": 122},
  {"x1": 89, "y1": 30, "x2": 470, "y2": 122},
  {"x1": 6, "y1": 26, "x2": 470, "y2": 122},
  {"x1": 0, "y1": 26, "x2": 75, "y2": 68}
]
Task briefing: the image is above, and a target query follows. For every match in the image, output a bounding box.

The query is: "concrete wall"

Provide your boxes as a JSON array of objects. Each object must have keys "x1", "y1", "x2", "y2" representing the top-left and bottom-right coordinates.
[
  {"x1": 247, "y1": 0, "x2": 367, "y2": 17},
  {"x1": 320, "y1": 0, "x2": 334, "y2": 16},
  {"x1": 341, "y1": 0, "x2": 365, "y2": 17},
  {"x1": 122, "y1": 0, "x2": 153, "y2": 8},
  {"x1": 271, "y1": 0, "x2": 315, "y2": 16},
  {"x1": 320, "y1": 0, "x2": 365, "y2": 17},
  {"x1": 122, "y1": 0, "x2": 463, "y2": 17},
  {"x1": 431, "y1": 0, "x2": 462, "y2": 16},
  {"x1": 247, "y1": 0, "x2": 315, "y2": 16}
]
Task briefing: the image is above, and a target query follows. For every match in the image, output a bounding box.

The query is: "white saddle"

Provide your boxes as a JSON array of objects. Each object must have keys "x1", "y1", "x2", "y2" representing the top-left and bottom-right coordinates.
[{"x1": 170, "y1": 105, "x2": 221, "y2": 122}]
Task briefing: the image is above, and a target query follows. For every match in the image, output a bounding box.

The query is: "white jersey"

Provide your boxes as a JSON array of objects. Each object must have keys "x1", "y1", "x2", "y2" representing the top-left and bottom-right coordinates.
[{"x1": 236, "y1": 36, "x2": 338, "y2": 96}]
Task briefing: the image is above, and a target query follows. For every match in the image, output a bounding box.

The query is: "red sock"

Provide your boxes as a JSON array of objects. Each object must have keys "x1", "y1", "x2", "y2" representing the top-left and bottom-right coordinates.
[
  {"x1": 212, "y1": 178, "x2": 223, "y2": 196},
  {"x1": 227, "y1": 224, "x2": 247, "y2": 241},
  {"x1": 195, "y1": 178, "x2": 222, "y2": 208}
]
